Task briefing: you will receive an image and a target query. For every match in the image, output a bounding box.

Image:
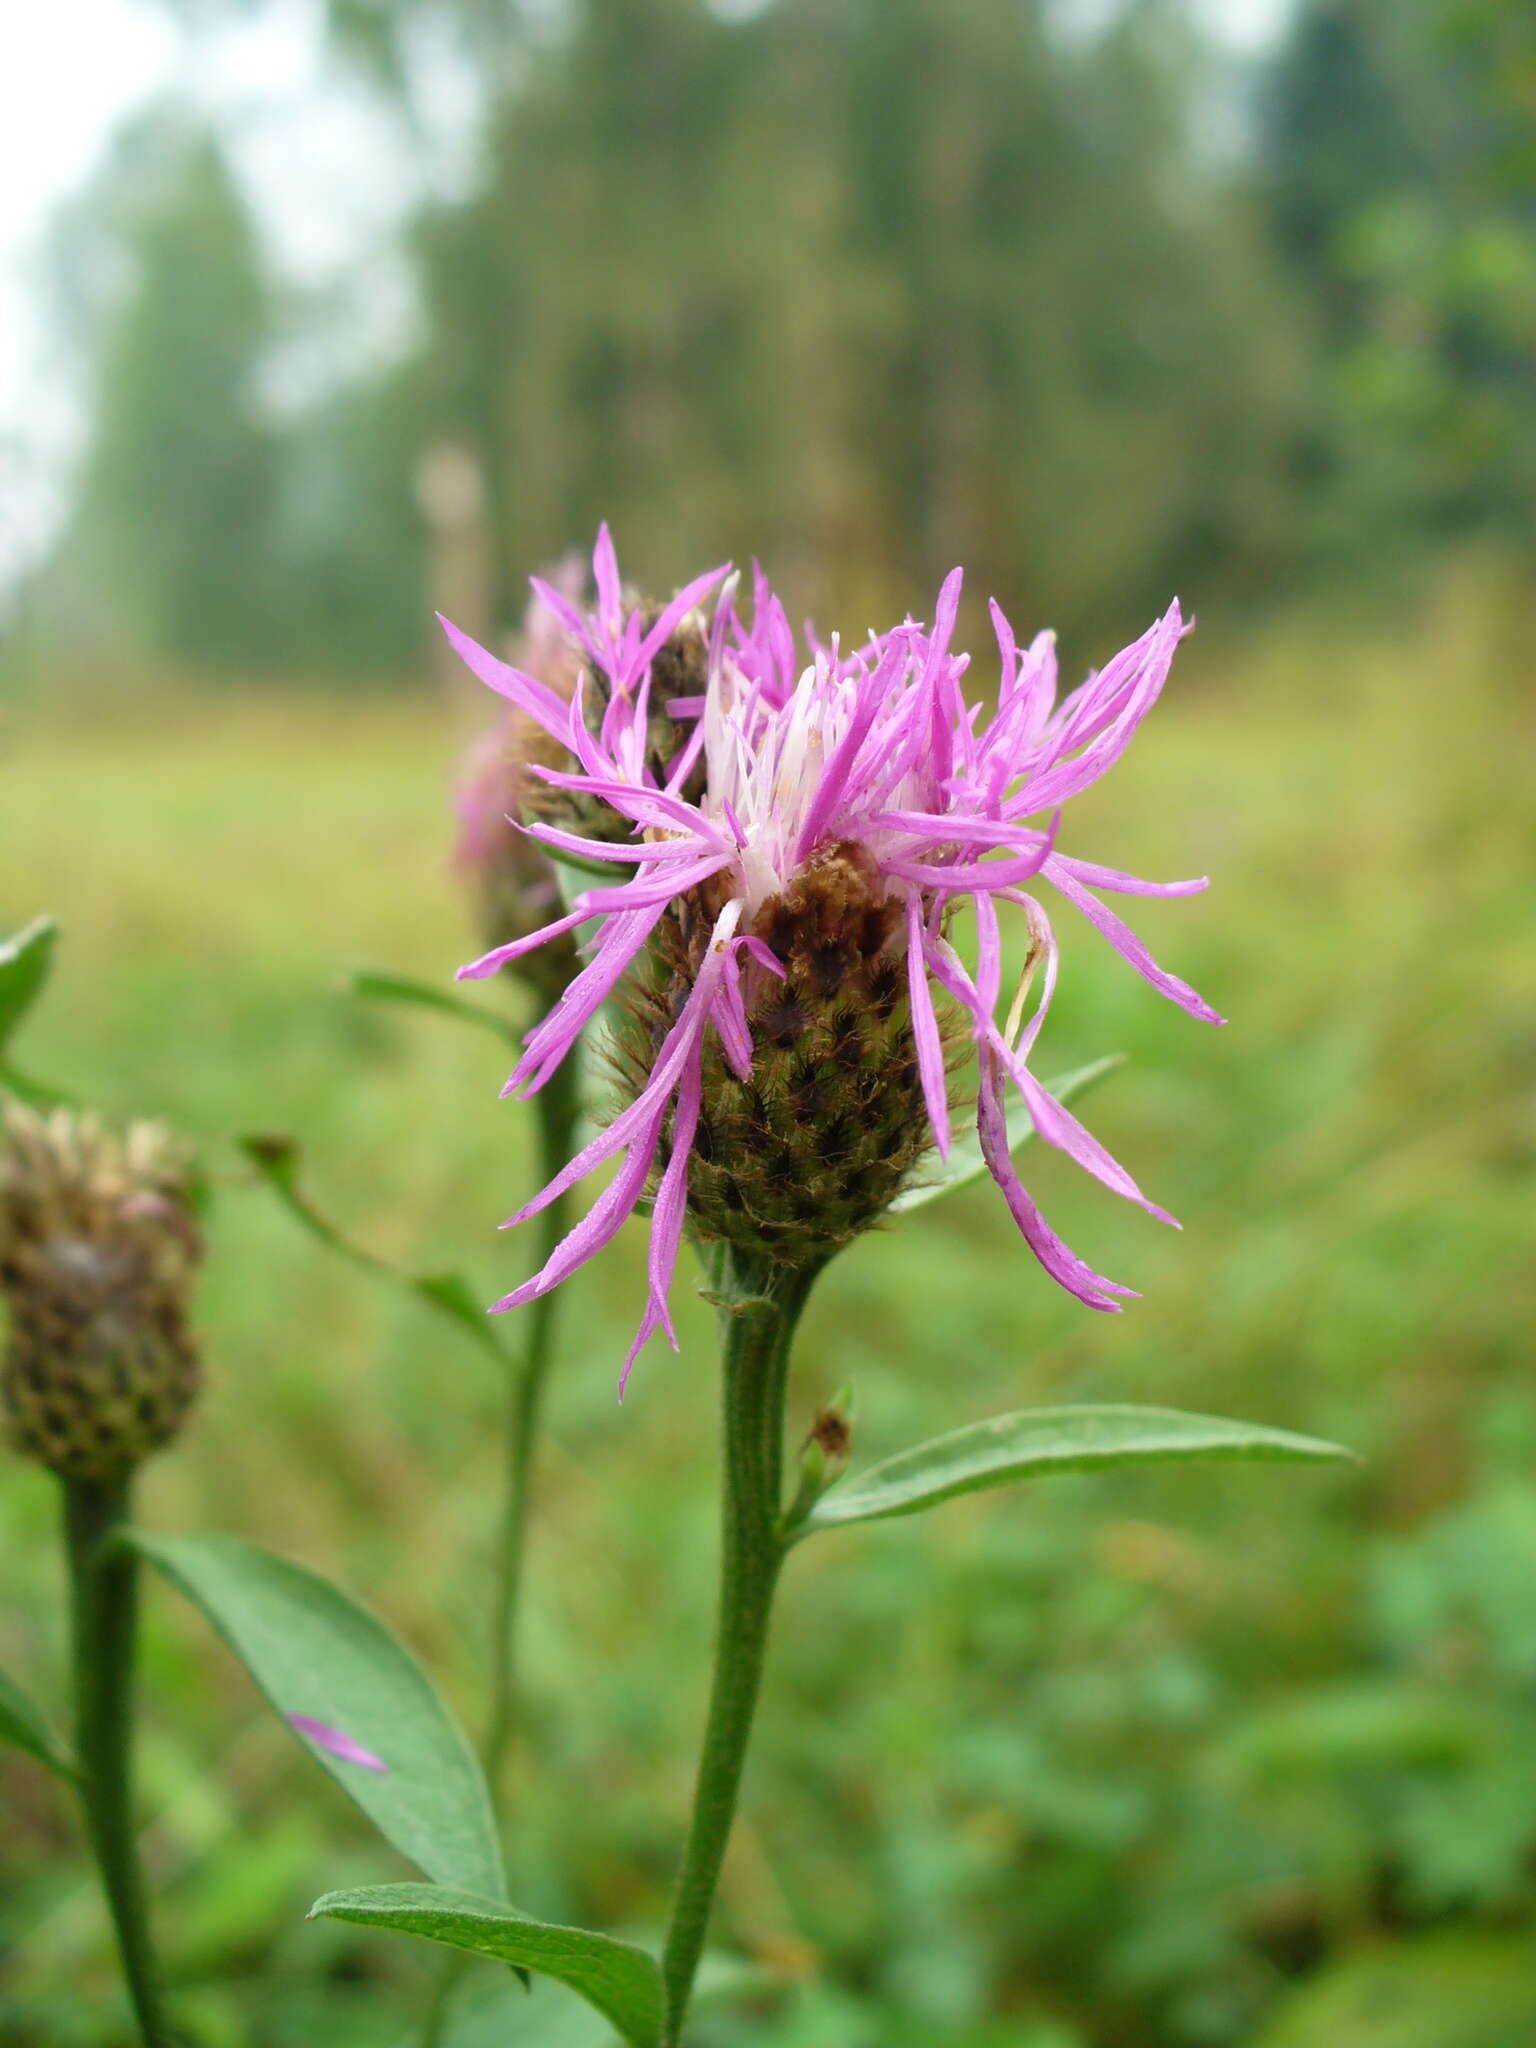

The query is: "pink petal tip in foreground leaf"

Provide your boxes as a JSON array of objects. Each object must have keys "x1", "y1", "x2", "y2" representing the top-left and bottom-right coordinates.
[{"x1": 287, "y1": 1713, "x2": 388, "y2": 1772}]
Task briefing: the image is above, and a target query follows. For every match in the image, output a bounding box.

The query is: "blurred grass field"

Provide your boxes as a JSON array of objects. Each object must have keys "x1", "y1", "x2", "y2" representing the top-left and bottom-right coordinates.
[{"x1": 3, "y1": 560, "x2": 1535, "y2": 2047}]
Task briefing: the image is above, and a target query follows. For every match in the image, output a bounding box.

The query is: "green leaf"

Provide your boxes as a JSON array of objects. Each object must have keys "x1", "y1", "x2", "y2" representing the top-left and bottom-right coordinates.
[
  {"x1": 310, "y1": 1883, "x2": 665, "y2": 2048},
  {"x1": 416, "y1": 1951, "x2": 784, "y2": 2047},
  {"x1": 0, "y1": 1059, "x2": 76, "y2": 1109},
  {"x1": 0, "y1": 1664, "x2": 76, "y2": 1781},
  {"x1": 890, "y1": 1055, "x2": 1125, "y2": 1215},
  {"x1": 1253, "y1": 1932, "x2": 1536, "y2": 2048},
  {"x1": 543, "y1": 839, "x2": 629, "y2": 880},
  {"x1": 0, "y1": 917, "x2": 58, "y2": 1053},
  {"x1": 132, "y1": 1533, "x2": 504, "y2": 1898},
  {"x1": 414, "y1": 1977, "x2": 610, "y2": 2048},
  {"x1": 801, "y1": 1404, "x2": 1355, "y2": 1536},
  {"x1": 238, "y1": 1134, "x2": 505, "y2": 1363},
  {"x1": 345, "y1": 967, "x2": 523, "y2": 1046}
]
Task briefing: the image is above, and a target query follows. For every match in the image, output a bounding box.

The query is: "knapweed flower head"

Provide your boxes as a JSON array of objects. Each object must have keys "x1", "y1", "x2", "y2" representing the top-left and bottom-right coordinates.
[
  {"x1": 442, "y1": 529, "x2": 1224, "y2": 1392},
  {"x1": 0, "y1": 1104, "x2": 202, "y2": 1478}
]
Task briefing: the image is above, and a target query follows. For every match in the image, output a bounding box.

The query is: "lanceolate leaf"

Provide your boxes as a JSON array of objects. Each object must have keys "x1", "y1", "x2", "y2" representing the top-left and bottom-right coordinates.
[
  {"x1": 238, "y1": 1134, "x2": 505, "y2": 1363},
  {"x1": 414, "y1": 1977, "x2": 611, "y2": 2048},
  {"x1": 0, "y1": 1665, "x2": 76, "y2": 1781},
  {"x1": 133, "y1": 1534, "x2": 504, "y2": 1898},
  {"x1": 0, "y1": 917, "x2": 57, "y2": 1053},
  {"x1": 311, "y1": 1884, "x2": 665, "y2": 2047},
  {"x1": 412, "y1": 1954, "x2": 784, "y2": 2048},
  {"x1": 0, "y1": 1060, "x2": 76, "y2": 1109},
  {"x1": 346, "y1": 968, "x2": 524, "y2": 1046},
  {"x1": 891, "y1": 1054, "x2": 1125, "y2": 1214},
  {"x1": 802, "y1": 1404, "x2": 1354, "y2": 1536}
]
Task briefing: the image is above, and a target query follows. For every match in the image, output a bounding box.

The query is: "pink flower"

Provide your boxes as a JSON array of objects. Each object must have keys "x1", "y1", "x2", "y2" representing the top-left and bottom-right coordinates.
[
  {"x1": 450, "y1": 561, "x2": 587, "y2": 981},
  {"x1": 441, "y1": 529, "x2": 1223, "y2": 1391}
]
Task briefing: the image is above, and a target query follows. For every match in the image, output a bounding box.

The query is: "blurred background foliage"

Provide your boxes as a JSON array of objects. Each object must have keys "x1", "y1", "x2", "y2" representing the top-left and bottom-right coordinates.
[
  {"x1": 10, "y1": 0, "x2": 1536, "y2": 676},
  {"x1": 2, "y1": 1, "x2": 1535, "y2": 2045}
]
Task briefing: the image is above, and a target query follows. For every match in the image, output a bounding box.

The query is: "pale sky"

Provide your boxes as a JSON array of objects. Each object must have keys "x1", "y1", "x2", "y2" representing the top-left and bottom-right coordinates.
[{"x1": 0, "y1": 0, "x2": 1296, "y2": 579}]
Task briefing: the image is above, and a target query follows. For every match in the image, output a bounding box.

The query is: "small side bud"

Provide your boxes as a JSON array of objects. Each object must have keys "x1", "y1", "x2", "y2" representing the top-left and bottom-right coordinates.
[
  {"x1": 781, "y1": 1383, "x2": 856, "y2": 1536},
  {"x1": 453, "y1": 718, "x2": 580, "y2": 998},
  {"x1": 0, "y1": 1106, "x2": 203, "y2": 1481},
  {"x1": 807, "y1": 1382, "x2": 856, "y2": 1478}
]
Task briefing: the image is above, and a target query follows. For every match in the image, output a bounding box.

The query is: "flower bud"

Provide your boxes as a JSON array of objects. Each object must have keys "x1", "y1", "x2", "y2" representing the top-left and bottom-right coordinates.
[
  {"x1": 782, "y1": 1384, "x2": 857, "y2": 1534},
  {"x1": 521, "y1": 595, "x2": 710, "y2": 848},
  {"x1": 0, "y1": 1106, "x2": 202, "y2": 1480},
  {"x1": 454, "y1": 720, "x2": 580, "y2": 999},
  {"x1": 808, "y1": 1382, "x2": 856, "y2": 1472}
]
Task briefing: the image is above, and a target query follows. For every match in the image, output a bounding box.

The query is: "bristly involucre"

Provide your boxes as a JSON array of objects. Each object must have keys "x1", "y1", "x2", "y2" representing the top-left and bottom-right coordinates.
[
  {"x1": 0, "y1": 1105, "x2": 203, "y2": 1479},
  {"x1": 441, "y1": 528, "x2": 1225, "y2": 1393}
]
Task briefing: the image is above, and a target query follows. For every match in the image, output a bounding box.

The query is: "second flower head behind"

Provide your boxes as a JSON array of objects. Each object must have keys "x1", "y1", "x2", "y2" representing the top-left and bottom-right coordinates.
[{"x1": 442, "y1": 529, "x2": 1224, "y2": 1392}]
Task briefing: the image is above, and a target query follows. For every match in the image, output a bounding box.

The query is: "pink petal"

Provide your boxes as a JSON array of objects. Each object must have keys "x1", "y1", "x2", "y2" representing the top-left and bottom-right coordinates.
[
  {"x1": 1044, "y1": 856, "x2": 1225, "y2": 1026},
  {"x1": 437, "y1": 616, "x2": 570, "y2": 738},
  {"x1": 906, "y1": 893, "x2": 951, "y2": 1158},
  {"x1": 288, "y1": 1714, "x2": 388, "y2": 1773},
  {"x1": 976, "y1": 1055, "x2": 1135, "y2": 1313}
]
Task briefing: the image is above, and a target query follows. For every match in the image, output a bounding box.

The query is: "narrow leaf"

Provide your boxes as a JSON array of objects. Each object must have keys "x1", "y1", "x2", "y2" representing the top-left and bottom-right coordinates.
[
  {"x1": 0, "y1": 1059, "x2": 76, "y2": 1109},
  {"x1": 132, "y1": 1533, "x2": 504, "y2": 1898},
  {"x1": 0, "y1": 917, "x2": 58, "y2": 1053},
  {"x1": 346, "y1": 968, "x2": 523, "y2": 1046},
  {"x1": 310, "y1": 1883, "x2": 665, "y2": 2048},
  {"x1": 543, "y1": 840, "x2": 629, "y2": 880},
  {"x1": 238, "y1": 1134, "x2": 504, "y2": 1362},
  {"x1": 0, "y1": 1665, "x2": 76, "y2": 1781},
  {"x1": 803, "y1": 1404, "x2": 1355, "y2": 1535},
  {"x1": 413, "y1": 1977, "x2": 611, "y2": 2048},
  {"x1": 891, "y1": 1055, "x2": 1125, "y2": 1214},
  {"x1": 414, "y1": 1950, "x2": 783, "y2": 2048}
]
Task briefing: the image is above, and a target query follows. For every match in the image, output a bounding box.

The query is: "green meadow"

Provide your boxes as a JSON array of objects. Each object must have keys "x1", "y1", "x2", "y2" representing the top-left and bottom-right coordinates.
[{"x1": 3, "y1": 565, "x2": 1534, "y2": 2047}]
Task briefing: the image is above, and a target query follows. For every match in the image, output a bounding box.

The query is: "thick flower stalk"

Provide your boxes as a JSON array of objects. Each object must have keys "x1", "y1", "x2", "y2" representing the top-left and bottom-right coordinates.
[
  {"x1": 444, "y1": 540, "x2": 721, "y2": 1761},
  {"x1": 442, "y1": 531, "x2": 1223, "y2": 1391},
  {"x1": 0, "y1": 1102, "x2": 201, "y2": 2048}
]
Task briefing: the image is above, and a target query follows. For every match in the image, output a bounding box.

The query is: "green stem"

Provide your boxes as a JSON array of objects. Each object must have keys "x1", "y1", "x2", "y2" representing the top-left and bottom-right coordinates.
[
  {"x1": 63, "y1": 1474, "x2": 171, "y2": 2047},
  {"x1": 420, "y1": 1047, "x2": 579, "y2": 2048},
  {"x1": 483, "y1": 1053, "x2": 579, "y2": 1795},
  {"x1": 659, "y1": 1254, "x2": 816, "y2": 2046}
]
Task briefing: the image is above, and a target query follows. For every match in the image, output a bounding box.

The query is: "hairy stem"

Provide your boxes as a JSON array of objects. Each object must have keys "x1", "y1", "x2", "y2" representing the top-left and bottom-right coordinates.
[
  {"x1": 64, "y1": 1474, "x2": 171, "y2": 2047},
  {"x1": 483, "y1": 1053, "x2": 579, "y2": 1796},
  {"x1": 420, "y1": 1046, "x2": 579, "y2": 2048},
  {"x1": 659, "y1": 1253, "x2": 816, "y2": 2044}
]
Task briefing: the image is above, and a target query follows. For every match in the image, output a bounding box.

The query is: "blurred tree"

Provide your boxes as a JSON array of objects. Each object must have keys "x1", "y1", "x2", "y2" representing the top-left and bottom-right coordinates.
[
  {"x1": 40, "y1": 110, "x2": 282, "y2": 674},
  {"x1": 47, "y1": 0, "x2": 1536, "y2": 682},
  {"x1": 32, "y1": 106, "x2": 428, "y2": 680},
  {"x1": 1261, "y1": 0, "x2": 1536, "y2": 557},
  {"x1": 398, "y1": 0, "x2": 1304, "y2": 638}
]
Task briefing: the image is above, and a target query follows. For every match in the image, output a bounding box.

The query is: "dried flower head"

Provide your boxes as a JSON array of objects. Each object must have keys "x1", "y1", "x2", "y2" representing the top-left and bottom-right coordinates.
[
  {"x1": 0, "y1": 1104, "x2": 202, "y2": 1479},
  {"x1": 443, "y1": 533, "x2": 1223, "y2": 1391}
]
